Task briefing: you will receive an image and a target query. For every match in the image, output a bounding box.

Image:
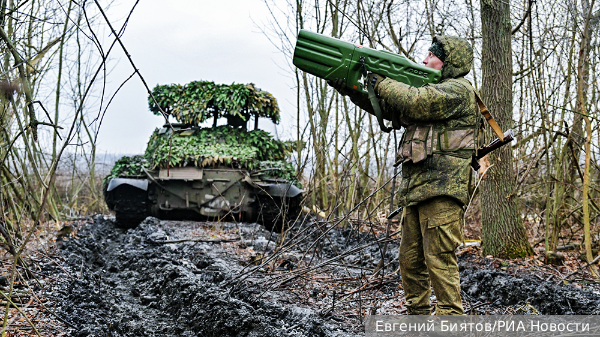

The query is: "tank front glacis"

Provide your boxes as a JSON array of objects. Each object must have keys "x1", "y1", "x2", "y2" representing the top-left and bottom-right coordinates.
[{"x1": 103, "y1": 81, "x2": 301, "y2": 230}]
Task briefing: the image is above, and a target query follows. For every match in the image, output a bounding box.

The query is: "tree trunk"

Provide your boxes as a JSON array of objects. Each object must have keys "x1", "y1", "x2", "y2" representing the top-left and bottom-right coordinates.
[
  {"x1": 480, "y1": 0, "x2": 533, "y2": 258},
  {"x1": 578, "y1": 0, "x2": 596, "y2": 274}
]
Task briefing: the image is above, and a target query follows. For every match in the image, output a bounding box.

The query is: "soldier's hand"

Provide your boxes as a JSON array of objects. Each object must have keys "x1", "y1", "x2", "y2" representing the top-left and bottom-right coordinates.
[
  {"x1": 366, "y1": 72, "x2": 386, "y2": 91},
  {"x1": 327, "y1": 78, "x2": 351, "y2": 96}
]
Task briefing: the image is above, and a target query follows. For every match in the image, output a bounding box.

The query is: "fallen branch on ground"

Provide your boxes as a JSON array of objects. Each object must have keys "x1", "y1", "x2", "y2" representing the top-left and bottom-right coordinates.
[
  {"x1": 155, "y1": 238, "x2": 240, "y2": 244},
  {"x1": 340, "y1": 274, "x2": 398, "y2": 299},
  {"x1": 559, "y1": 253, "x2": 600, "y2": 283}
]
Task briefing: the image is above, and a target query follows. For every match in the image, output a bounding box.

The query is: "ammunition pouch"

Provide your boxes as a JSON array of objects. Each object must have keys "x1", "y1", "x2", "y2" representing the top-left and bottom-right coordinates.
[{"x1": 396, "y1": 125, "x2": 475, "y2": 165}]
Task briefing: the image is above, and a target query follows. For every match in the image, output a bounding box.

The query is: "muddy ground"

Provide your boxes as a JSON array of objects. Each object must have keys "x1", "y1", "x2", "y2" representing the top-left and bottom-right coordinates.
[{"x1": 19, "y1": 215, "x2": 600, "y2": 335}]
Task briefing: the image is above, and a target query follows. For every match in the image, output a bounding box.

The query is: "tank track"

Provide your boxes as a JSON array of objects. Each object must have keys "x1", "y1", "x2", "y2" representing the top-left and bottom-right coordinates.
[
  {"x1": 106, "y1": 184, "x2": 148, "y2": 228},
  {"x1": 255, "y1": 194, "x2": 301, "y2": 232},
  {"x1": 115, "y1": 209, "x2": 148, "y2": 228}
]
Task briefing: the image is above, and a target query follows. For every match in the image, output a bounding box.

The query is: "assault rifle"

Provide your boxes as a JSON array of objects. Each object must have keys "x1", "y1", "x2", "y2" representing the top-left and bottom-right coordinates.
[{"x1": 471, "y1": 129, "x2": 514, "y2": 171}]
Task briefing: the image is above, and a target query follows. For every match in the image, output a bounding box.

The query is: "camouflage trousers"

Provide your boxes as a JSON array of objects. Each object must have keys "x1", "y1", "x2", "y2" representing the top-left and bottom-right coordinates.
[{"x1": 399, "y1": 196, "x2": 464, "y2": 315}]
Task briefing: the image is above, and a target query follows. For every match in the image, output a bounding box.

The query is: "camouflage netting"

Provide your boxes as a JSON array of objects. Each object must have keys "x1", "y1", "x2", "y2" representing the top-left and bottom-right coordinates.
[
  {"x1": 149, "y1": 81, "x2": 280, "y2": 125},
  {"x1": 105, "y1": 126, "x2": 296, "y2": 183},
  {"x1": 105, "y1": 155, "x2": 148, "y2": 180},
  {"x1": 102, "y1": 155, "x2": 148, "y2": 191},
  {"x1": 145, "y1": 125, "x2": 293, "y2": 168}
]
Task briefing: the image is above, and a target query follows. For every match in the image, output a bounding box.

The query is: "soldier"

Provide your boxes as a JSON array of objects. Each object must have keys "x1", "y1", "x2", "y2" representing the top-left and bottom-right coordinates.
[{"x1": 329, "y1": 36, "x2": 478, "y2": 315}]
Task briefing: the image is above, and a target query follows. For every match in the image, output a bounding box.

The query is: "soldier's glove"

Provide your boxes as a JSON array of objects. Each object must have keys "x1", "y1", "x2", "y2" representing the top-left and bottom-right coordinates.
[
  {"x1": 366, "y1": 72, "x2": 386, "y2": 92},
  {"x1": 327, "y1": 78, "x2": 352, "y2": 96}
]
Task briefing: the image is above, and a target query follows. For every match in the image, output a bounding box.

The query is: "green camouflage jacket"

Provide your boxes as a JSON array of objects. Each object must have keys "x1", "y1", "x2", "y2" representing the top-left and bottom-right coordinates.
[{"x1": 350, "y1": 36, "x2": 479, "y2": 207}]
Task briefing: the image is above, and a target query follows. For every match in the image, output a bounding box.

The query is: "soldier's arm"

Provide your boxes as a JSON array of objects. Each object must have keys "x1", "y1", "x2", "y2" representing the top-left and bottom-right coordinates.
[
  {"x1": 347, "y1": 91, "x2": 374, "y2": 114},
  {"x1": 347, "y1": 90, "x2": 407, "y2": 128},
  {"x1": 329, "y1": 79, "x2": 407, "y2": 129},
  {"x1": 328, "y1": 79, "x2": 377, "y2": 116},
  {"x1": 376, "y1": 78, "x2": 473, "y2": 123}
]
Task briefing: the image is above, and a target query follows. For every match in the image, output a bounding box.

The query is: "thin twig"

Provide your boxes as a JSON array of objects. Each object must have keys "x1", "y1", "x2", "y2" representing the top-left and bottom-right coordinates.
[
  {"x1": 92, "y1": 0, "x2": 172, "y2": 128},
  {"x1": 0, "y1": 290, "x2": 41, "y2": 337}
]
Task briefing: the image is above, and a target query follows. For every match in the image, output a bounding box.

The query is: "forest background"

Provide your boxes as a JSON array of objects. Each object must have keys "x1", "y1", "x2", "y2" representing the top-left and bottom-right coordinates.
[{"x1": 0, "y1": 0, "x2": 598, "y2": 319}]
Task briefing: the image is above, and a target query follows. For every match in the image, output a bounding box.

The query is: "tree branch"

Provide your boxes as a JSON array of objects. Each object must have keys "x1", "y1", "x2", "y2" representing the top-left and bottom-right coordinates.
[{"x1": 511, "y1": 0, "x2": 535, "y2": 35}]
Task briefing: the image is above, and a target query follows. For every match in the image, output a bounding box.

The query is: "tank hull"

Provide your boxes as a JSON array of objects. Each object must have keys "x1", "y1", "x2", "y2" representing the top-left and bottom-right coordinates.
[{"x1": 104, "y1": 166, "x2": 302, "y2": 231}]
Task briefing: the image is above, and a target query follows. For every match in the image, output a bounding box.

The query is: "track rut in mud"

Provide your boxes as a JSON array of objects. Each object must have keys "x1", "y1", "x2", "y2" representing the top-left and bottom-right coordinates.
[
  {"x1": 44, "y1": 217, "x2": 357, "y2": 336},
  {"x1": 458, "y1": 256, "x2": 600, "y2": 315}
]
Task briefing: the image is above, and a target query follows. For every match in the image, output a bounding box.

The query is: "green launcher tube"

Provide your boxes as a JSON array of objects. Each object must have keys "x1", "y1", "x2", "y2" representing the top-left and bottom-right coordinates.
[{"x1": 293, "y1": 30, "x2": 441, "y2": 93}]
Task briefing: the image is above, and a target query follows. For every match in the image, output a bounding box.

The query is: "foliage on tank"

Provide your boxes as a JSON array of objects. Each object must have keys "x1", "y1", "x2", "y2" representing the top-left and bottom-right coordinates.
[
  {"x1": 149, "y1": 81, "x2": 280, "y2": 125},
  {"x1": 102, "y1": 155, "x2": 150, "y2": 193},
  {"x1": 106, "y1": 155, "x2": 149, "y2": 179},
  {"x1": 106, "y1": 81, "x2": 297, "y2": 184},
  {"x1": 144, "y1": 125, "x2": 293, "y2": 170},
  {"x1": 254, "y1": 161, "x2": 297, "y2": 182}
]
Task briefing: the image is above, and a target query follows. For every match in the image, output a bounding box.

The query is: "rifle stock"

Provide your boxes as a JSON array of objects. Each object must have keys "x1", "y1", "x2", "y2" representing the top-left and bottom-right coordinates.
[{"x1": 471, "y1": 129, "x2": 514, "y2": 171}]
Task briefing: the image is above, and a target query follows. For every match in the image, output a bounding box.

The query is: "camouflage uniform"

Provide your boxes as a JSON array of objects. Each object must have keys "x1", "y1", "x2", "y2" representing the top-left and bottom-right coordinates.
[{"x1": 348, "y1": 36, "x2": 478, "y2": 315}]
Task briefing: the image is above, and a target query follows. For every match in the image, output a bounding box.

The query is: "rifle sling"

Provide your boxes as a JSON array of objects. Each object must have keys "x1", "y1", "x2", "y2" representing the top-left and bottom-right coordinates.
[{"x1": 474, "y1": 91, "x2": 505, "y2": 141}]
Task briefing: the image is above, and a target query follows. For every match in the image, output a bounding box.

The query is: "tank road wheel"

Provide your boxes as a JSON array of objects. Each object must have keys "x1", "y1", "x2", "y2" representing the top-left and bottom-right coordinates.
[{"x1": 256, "y1": 195, "x2": 301, "y2": 232}]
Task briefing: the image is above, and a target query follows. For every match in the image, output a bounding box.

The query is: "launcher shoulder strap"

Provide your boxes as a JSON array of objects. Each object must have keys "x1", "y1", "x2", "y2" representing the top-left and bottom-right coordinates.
[{"x1": 366, "y1": 80, "x2": 392, "y2": 133}]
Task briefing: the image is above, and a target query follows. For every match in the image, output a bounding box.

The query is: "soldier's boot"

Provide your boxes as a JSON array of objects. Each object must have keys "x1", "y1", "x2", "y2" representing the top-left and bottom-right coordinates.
[
  {"x1": 399, "y1": 206, "x2": 432, "y2": 315},
  {"x1": 419, "y1": 196, "x2": 465, "y2": 315}
]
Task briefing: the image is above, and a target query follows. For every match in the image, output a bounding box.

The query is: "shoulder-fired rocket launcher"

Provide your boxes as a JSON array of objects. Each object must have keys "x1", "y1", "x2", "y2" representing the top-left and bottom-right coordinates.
[{"x1": 292, "y1": 30, "x2": 441, "y2": 94}]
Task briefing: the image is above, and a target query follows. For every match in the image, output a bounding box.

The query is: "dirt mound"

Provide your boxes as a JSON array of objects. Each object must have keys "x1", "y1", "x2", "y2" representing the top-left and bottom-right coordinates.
[{"x1": 45, "y1": 217, "x2": 357, "y2": 336}]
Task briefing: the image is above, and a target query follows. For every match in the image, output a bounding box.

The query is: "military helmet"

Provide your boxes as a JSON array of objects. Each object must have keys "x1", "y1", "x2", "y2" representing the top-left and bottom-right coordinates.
[{"x1": 431, "y1": 36, "x2": 474, "y2": 79}]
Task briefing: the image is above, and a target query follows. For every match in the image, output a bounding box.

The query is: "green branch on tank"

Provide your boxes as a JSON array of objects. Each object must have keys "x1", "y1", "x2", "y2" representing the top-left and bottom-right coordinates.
[
  {"x1": 106, "y1": 81, "x2": 298, "y2": 185},
  {"x1": 148, "y1": 81, "x2": 281, "y2": 125}
]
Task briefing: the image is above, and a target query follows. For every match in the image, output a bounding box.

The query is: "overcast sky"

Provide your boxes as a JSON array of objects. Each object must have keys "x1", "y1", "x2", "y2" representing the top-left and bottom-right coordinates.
[{"x1": 96, "y1": 0, "x2": 295, "y2": 155}]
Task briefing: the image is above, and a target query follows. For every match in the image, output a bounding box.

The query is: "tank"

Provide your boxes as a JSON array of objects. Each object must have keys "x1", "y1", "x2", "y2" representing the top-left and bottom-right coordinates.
[{"x1": 103, "y1": 81, "x2": 303, "y2": 231}]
